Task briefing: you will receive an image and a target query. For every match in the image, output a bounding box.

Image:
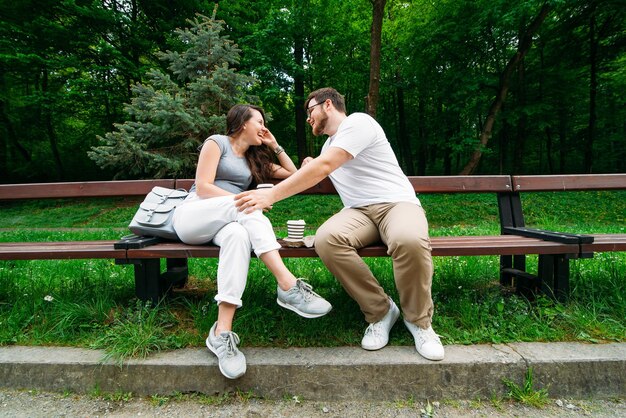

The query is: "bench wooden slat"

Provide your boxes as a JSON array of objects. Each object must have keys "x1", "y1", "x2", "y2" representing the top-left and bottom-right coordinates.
[
  {"x1": 0, "y1": 180, "x2": 176, "y2": 200},
  {"x1": 582, "y1": 234, "x2": 626, "y2": 253},
  {"x1": 176, "y1": 176, "x2": 514, "y2": 195},
  {"x1": 0, "y1": 241, "x2": 125, "y2": 260},
  {"x1": 408, "y1": 176, "x2": 513, "y2": 193},
  {"x1": 120, "y1": 236, "x2": 580, "y2": 260},
  {"x1": 512, "y1": 174, "x2": 626, "y2": 192}
]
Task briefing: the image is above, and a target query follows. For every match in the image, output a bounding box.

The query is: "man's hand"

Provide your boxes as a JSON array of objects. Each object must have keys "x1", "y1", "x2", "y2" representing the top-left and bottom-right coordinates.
[
  {"x1": 234, "y1": 189, "x2": 276, "y2": 214},
  {"x1": 301, "y1": 156, "x2": 314, "y2": 167}
]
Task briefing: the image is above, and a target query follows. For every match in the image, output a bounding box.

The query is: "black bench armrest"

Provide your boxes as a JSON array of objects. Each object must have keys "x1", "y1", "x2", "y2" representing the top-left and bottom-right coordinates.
[
  {"x1": 502, "y1": 226, "x2": 594, "y2": 244},
  {"x1": 115, "y1": 234, "x2": 163, "y2": 249}
]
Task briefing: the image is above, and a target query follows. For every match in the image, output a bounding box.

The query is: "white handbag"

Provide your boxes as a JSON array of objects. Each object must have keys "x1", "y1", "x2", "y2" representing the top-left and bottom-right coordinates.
[{"x1": 128, "y1": 186, "x2": 188, "y2": 240}]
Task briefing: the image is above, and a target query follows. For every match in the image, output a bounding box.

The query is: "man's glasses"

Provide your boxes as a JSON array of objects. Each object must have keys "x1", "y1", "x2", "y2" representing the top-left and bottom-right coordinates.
[{"x1": 306, "y1": 101, "x2": 325, "y2": 118}]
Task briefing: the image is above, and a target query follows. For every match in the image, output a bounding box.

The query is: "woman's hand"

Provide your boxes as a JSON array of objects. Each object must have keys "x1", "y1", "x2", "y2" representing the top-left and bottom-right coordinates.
[
  {"x1": 260, "y1": 128, "x2": 278, "y2": 149},
  {"x1": 263, "y1": 127, "x2": 297, "y2": 177}
]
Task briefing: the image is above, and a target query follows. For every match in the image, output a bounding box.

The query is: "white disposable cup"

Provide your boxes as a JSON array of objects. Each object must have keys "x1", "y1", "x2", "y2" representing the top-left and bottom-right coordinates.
[{"x1": 287, "y1": 219, "x2": 306, "y2": 240}]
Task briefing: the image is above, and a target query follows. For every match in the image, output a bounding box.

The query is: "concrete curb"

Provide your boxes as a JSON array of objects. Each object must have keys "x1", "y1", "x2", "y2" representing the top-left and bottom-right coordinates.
[{"x1": 1, "y1": 343, "x2": 624, "y2": 400}]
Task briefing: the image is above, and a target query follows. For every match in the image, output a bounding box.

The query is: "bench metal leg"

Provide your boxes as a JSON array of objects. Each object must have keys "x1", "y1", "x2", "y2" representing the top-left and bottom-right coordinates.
[
  {"x1": 133, "y1": 259, "x2": 162, "y2": 304},
  {"x1": 500, "y1": 255, "x2": 513, "y2": 286},
  {"x1": 539, "y1": 254, "x2": 570, "y2": 302},
  {"x1": 500, "y1": 255, "x2": 527, "y2": 287},
  {"x1": 164, "y1": 258, "x2": 188, "y2": 289},
  {"x1": 500, "y1": 253, "x2": 572, "y2": 301},
  {"x1": 121, "y1": 258, "x2": 189, "y2": 304}
]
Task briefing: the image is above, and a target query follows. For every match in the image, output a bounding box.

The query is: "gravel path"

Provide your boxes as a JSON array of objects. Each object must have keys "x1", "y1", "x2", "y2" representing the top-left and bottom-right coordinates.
[{"x1": 0, "y1": 388, "x2": 623, "y2": 417}]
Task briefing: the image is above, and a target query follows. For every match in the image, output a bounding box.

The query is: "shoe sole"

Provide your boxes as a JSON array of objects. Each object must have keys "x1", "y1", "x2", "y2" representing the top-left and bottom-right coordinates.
[
  {"x1": 418, "y1": 351, "x2": 445, "y2": 361},
  {"x1": 276, "y1": 298, "x2": 332, "y2": 318},
  {"x1": 361, "y1": 303, "x2": 400, "y2": 351},
  {"x1": 205, "y1": 336, "x2": 246, "y2": 379}
]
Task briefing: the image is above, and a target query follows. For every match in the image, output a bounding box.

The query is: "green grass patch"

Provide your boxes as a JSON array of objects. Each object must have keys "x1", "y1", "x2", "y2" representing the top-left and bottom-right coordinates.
[
  {"x1": 0, "y1": 191, "x2": 624, "y2": 362},
  {"x1": 503, "y1": 367, "x2": 550, "y2": 408}
]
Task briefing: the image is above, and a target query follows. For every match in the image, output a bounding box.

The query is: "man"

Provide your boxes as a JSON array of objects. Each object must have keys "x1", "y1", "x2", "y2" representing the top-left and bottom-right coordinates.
[{"x1": 235, "y1": 87, "x2": 444, "y2": 361}]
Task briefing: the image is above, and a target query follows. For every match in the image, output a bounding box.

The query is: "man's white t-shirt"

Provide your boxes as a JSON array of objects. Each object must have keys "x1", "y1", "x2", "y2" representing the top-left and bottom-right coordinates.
[{"x1": 321, "y1": 112, "x2": 421, "y2": 209}]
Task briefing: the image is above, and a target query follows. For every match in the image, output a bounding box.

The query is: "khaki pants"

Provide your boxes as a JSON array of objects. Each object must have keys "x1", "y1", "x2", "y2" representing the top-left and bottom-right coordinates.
[{"x1": 315, "y1": 202, "x2": 434, "y2": 329}]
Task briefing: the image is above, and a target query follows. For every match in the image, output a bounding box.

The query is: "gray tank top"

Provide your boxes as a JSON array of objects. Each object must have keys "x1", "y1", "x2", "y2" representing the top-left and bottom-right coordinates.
[{"x1": 189, "y1": 135, "x2": 252, "y2": 194}]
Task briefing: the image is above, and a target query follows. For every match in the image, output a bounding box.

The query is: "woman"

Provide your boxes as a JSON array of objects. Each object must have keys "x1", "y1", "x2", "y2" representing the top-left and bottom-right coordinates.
[{"x1": 173, "y1": 104, "x2": 331, "y2": 379}]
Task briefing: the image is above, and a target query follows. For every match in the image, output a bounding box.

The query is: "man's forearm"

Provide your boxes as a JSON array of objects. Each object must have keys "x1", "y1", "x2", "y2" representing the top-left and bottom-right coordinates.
[
  {"x1": 273, "y1": 157, "x2": 333, "y2": 203},
  {"x1": 234, "y1": 147, "x2": 350, "y2": 214}
]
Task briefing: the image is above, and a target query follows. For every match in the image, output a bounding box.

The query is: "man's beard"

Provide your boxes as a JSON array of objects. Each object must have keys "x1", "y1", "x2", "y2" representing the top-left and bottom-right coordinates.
[{"x1": 312, "y1": 110, "x2": 328, "y2": 136}]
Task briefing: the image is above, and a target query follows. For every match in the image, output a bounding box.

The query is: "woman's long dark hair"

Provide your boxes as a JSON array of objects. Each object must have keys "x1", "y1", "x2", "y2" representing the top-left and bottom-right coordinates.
[{"x1": 226, "y1": 104, "x2": 274, "y2": 186}]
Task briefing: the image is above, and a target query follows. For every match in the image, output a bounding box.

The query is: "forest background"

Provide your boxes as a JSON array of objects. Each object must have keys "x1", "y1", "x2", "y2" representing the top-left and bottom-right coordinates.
[{"x1": 1, "y1": 0, "x2": 624, "y2": 183}]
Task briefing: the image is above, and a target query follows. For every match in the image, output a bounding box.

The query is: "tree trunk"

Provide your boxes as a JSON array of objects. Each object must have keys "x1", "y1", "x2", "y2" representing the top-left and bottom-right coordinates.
[
  {"x1": 538, "y1": 39, "x2": 554, "y2": 173},
  {"x1": 42, "y1": 68, "x2": 64, "y2": 179},
  {"x1": 366, "y1": 0, "x2": 386, "y2": 118},
  {"x1": 585, "y1": 12, "x2": 597, "y2": 173},
  {"x1": 417, "y1": 98, "x2": 426, "y2": 176},
  {"x1": 0, "y1": 97, "x2": 31, "y2": 183},
  {"x1": 558, "y1": 101, "x2": 567, "y2": 173},
  {"x1": 396, "y1": 84, "x2": 413, "y2": 173},
  {"x1": 294, "y1": 35, "x2": 306, "y2": 164},
  {"x1": 514, "y1": 59, "x2": 526, "y2": 173},
  {"x1": 460, "y1": 3, "x2": 550, "y2": 175}
]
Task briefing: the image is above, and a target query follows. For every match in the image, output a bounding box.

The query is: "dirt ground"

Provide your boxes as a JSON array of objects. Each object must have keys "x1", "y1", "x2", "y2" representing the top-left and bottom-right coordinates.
[{"x1": 0, "y1": 388, "x2": 624, "y2": 417}]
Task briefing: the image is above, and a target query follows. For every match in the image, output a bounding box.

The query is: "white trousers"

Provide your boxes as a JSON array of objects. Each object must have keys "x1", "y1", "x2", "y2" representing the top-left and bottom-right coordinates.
[{"x1": 173, "y1": 194, "x2": 281, "y2": 307}]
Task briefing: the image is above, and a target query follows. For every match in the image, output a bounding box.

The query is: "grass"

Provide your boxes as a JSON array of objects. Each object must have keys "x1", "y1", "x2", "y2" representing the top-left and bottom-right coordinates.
[
  {"x1": 0, "y1": 191, "x2": 624, "y2": 362},
  {"x1": 503, "y1": 367, "x2": 550, "y2": 408}
]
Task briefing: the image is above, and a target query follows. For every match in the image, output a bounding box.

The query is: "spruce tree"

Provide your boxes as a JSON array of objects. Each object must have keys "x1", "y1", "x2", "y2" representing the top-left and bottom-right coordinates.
[{"x1": 88, "y1": 13, "x2": 255, "y2": 179}]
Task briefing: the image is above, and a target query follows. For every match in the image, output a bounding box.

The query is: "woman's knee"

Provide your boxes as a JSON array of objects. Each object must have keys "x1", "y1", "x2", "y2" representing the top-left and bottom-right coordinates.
[{"x1": 218, "y1": 223, "x2": 251, "y2": 248}]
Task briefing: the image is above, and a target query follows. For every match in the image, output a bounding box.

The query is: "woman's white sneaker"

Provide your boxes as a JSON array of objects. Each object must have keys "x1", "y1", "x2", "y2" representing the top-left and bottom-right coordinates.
[
  {"x1": 361, "y1": 298, "x2": 400, "y2": 350},
  {"x1": 206, "y1": 322, "x2": 247, "y2": 379},
  {"x1": 403, "y1": 319, "x2": 445, "y2": 361},
  {"x1": 276, "y1": 279, "x2": 332, "y2": 318}
]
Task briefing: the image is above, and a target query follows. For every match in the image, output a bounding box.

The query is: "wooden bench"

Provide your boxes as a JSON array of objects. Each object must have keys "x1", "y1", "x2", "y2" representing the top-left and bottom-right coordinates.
[{"x1": 1, "y1": 175, "x2": 624, "y2": 304}]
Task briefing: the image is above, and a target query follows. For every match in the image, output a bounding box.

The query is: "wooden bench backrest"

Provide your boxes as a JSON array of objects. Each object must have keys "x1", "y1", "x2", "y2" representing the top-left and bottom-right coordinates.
[
  {"x1": 1, "y1": 174, "x2": 624, "y2": 201},
  {"x1": 0, "y1": 176, "x2": 513, "y2": 200},
  {"x1": 177, "y1": 175, "x2": 513, "y2": 195},
  {"x1": 512, "y1": 174, "x2": 626, "y2": 191},
  {"x1": 0, "y1": 180, "x2": 176, "y2": 200}
]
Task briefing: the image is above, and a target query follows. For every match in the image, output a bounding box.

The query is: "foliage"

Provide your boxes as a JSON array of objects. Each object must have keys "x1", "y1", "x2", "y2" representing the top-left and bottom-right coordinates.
[
  {"x1": 87, "y1": 14, "x2": 256, "y2": 179},
  {"x1": 1, "y1": 0, "x2": 625, "y2": 181},
  {"x1": 0, "y1": 0, "x2": 213, "y2": 181}
]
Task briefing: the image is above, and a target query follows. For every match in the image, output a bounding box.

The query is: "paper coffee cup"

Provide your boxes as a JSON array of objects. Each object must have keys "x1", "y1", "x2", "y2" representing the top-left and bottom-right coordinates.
[{"x1": 287, "y1": 219, "x2": 306, "y2": 240}]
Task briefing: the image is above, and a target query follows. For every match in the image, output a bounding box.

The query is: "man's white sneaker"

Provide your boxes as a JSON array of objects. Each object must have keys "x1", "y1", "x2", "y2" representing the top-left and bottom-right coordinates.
[
  {"x1": 361, "y1": 298, "x2": 400, "y2": 350},
  {"x1": 277, "y1": 279, "x2": 332, "y2": 318},
  {"x1": 206, "y1": 322, "x2": 246, "y2": 379},
  {"x1": 403, "y1": 319, "x2": 445, "y2": 361}
]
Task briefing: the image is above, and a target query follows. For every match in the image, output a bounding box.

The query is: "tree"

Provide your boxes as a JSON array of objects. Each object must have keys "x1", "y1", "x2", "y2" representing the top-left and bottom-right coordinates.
[
  {"x1": 460, "y1": 2, "x2": 551, "y2": 175},
  {"x1": 366, "y1": 0, "x2": 386, "y2": 117},
  {"x1": 88, "y1": 13, "x2": 255, "y2": 179}
]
